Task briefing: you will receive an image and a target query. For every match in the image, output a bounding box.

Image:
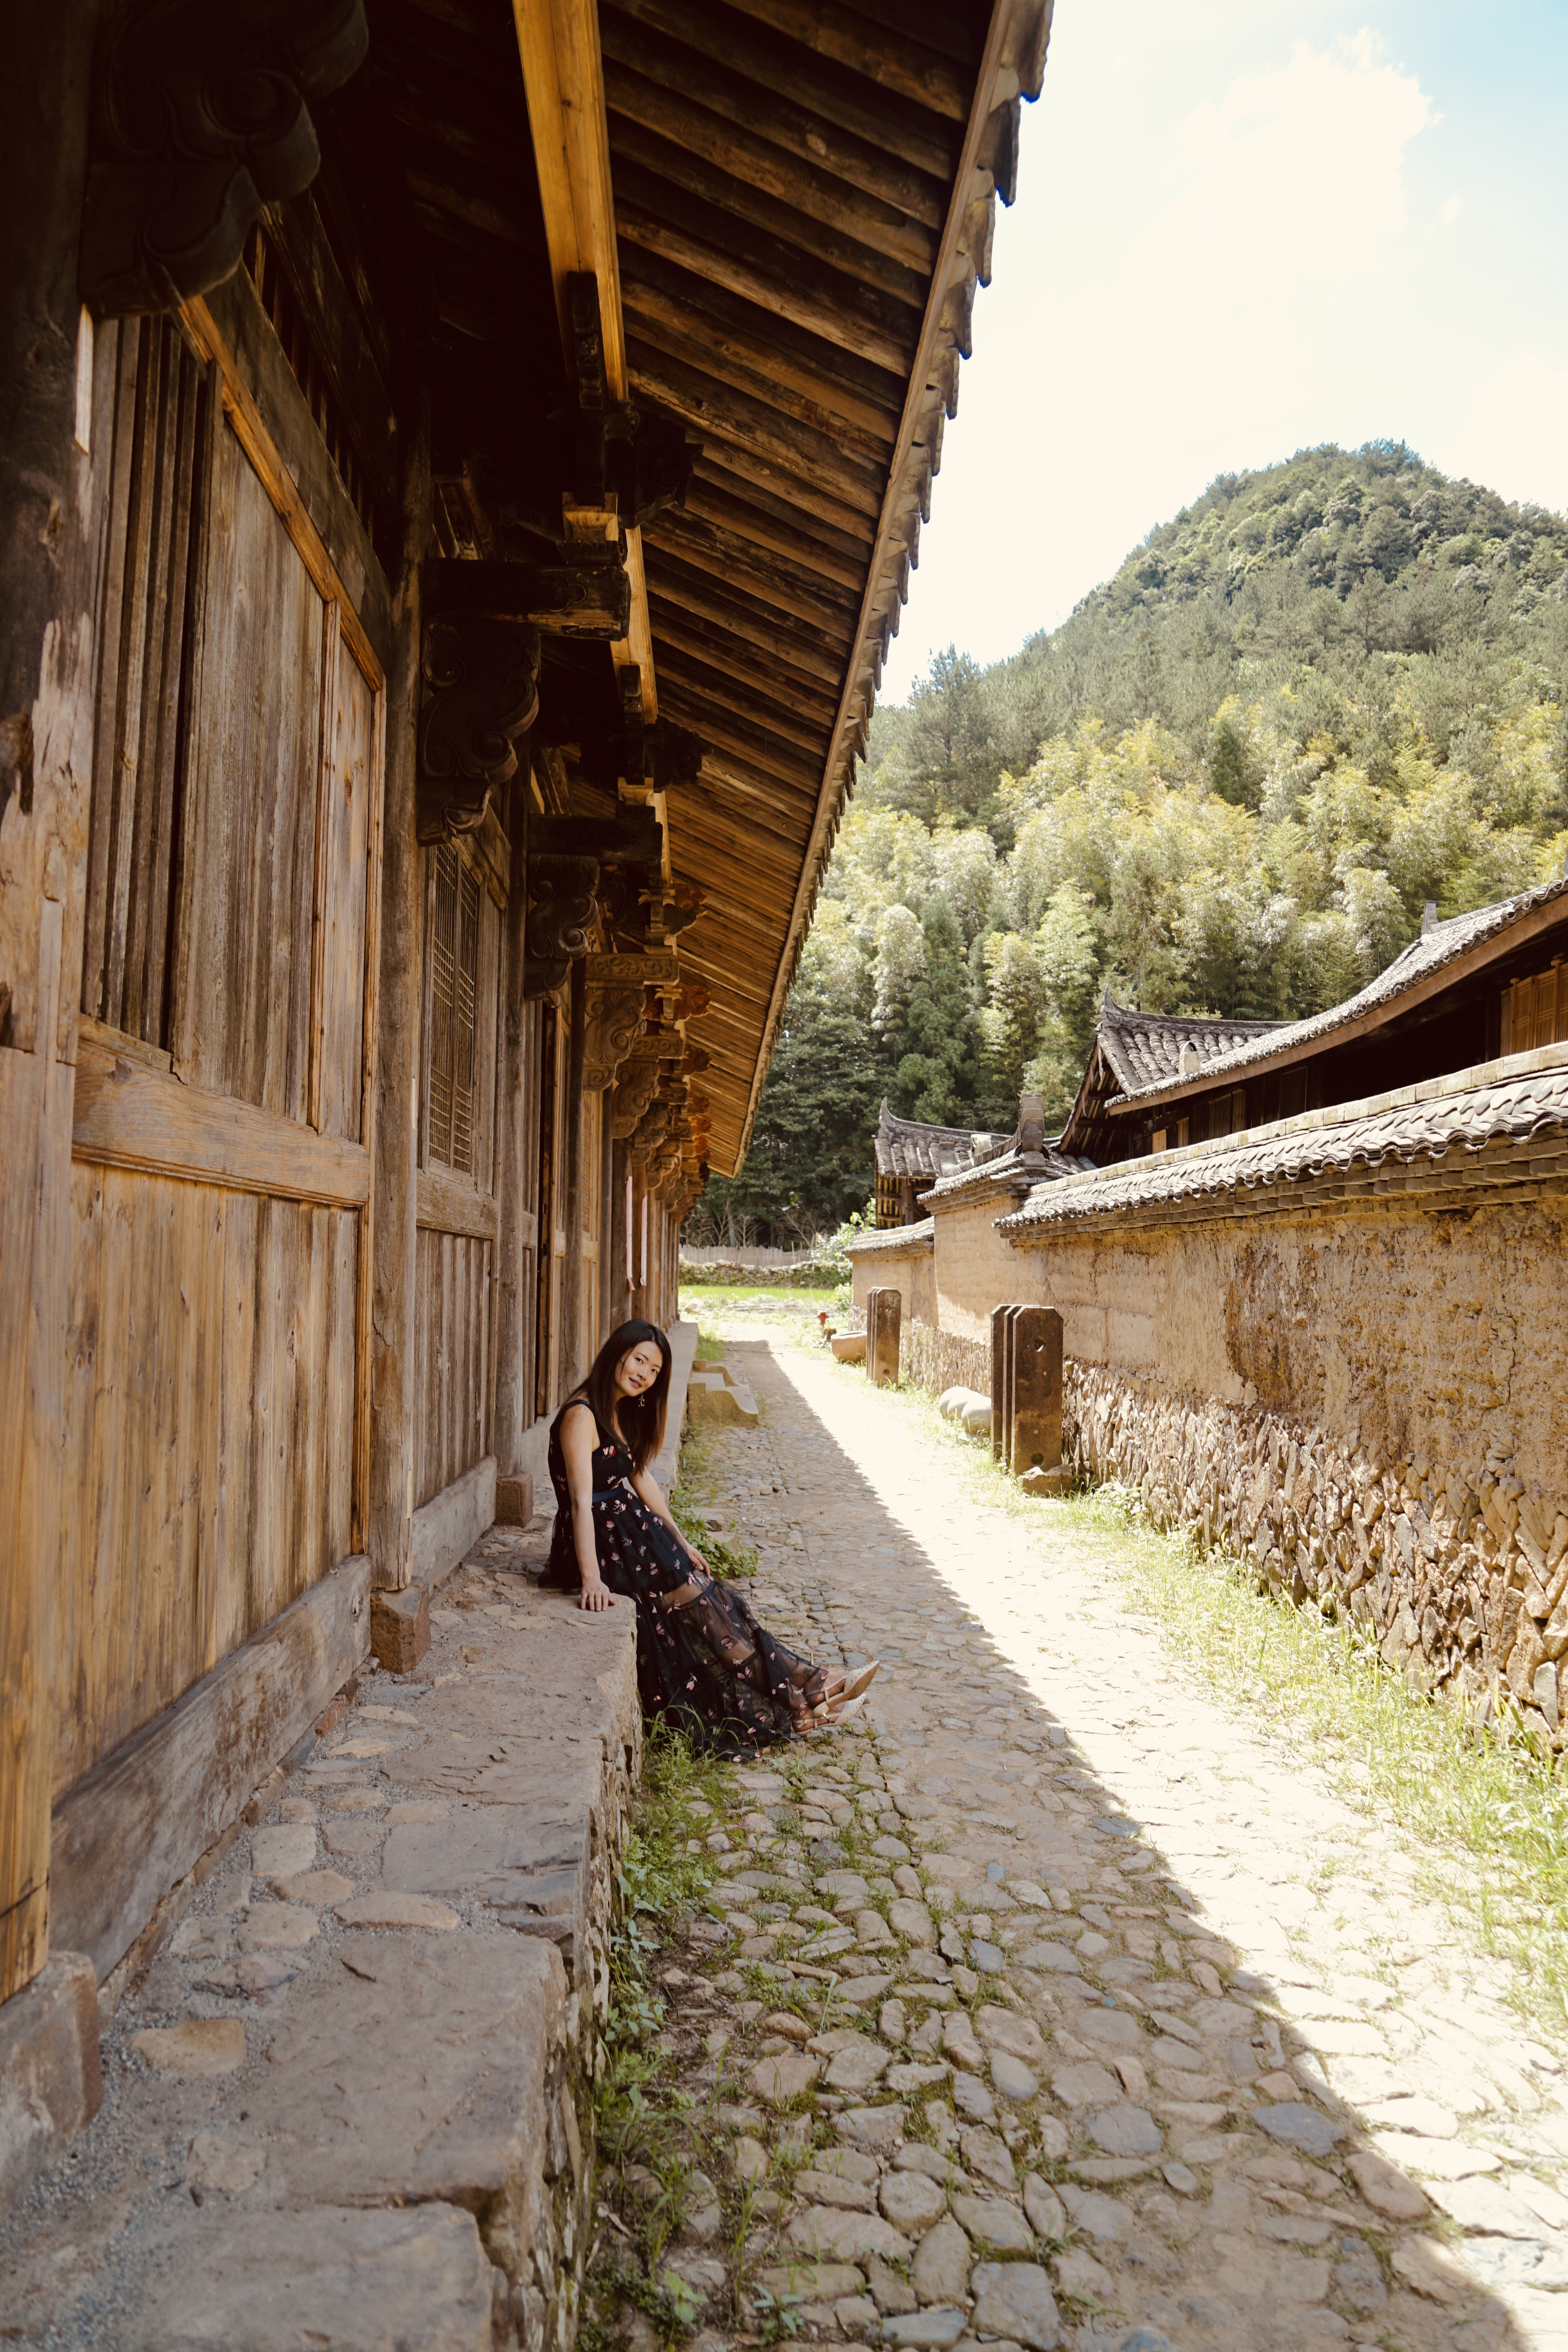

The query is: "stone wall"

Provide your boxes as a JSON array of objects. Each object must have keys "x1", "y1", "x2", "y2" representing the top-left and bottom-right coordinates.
[
  {"x1": 1063, "y1": 1361, "x2": 1568, "y2": 1737},
  {"x1": 680, "y1": 1259, "x2": 838, "y2": 1289},
  {"x1": 902, "y1": 1319, "x2": 988, "y2": 1398}
]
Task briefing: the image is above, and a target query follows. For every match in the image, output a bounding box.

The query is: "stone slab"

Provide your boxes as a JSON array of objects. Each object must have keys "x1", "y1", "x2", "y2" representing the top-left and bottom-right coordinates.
[
  {"x1": 124, "y1": 2203, "x2": 495, "y2": 2352},
  {"x1": 239, "y1": 1932, "x2": 566, "y2": 2286}
]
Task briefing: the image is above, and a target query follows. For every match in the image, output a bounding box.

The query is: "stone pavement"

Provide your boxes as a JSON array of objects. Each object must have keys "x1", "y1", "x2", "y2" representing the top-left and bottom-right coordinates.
[{"x1": 616, "y1": 1324, "x2": 1568, "y2": 2352}]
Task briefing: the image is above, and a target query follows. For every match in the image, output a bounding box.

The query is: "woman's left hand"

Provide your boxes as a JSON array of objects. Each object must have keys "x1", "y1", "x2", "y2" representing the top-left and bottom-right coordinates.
[{"x1": 682, "y1": 1540, "x2": 710, "y2": 1576}]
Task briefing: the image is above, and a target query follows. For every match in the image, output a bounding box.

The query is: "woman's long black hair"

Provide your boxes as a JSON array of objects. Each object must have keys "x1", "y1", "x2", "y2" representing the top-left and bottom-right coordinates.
[{"x1": 578, "y1": 1321, "x2": 672, "y2": 1473}]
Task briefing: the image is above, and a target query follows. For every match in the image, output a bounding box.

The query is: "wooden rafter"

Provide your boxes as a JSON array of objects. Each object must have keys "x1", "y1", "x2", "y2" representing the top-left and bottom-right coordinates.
[{"x1": 511, "y1": 0, "x2": 657, "y2": 720}]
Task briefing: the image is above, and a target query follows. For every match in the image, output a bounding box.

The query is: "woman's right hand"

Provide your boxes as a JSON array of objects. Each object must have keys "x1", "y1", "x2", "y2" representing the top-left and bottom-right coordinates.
[{"x1": 579, "y1": 1575, "x2": 618, "y2": 1612}]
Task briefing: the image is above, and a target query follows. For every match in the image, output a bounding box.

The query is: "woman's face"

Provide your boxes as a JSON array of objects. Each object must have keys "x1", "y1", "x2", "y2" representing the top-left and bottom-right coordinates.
[{"x1": 615, "y1": 1340, "x2": 664, "y2": 1401}]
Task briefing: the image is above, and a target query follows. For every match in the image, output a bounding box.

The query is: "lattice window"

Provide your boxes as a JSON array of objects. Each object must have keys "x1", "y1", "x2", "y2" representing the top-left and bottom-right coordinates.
[
  {"x1": 81, "y1": 316, "x2": 208, "y2": 1043},
  {"x1": 427, "y1": 844, "x2": 481, "y2": 1173},
  {"x1": 1503, "y1": 962, "x2": 1568, "y2": 1055},
  {"x1": 242, "y1": 221, "x2": 376, "y2": 537}
]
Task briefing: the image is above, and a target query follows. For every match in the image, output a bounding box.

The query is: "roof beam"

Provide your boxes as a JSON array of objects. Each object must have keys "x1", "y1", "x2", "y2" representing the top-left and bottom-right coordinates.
[{"x1": 512, "y1": 0, "x2": 657, "y2": 719}]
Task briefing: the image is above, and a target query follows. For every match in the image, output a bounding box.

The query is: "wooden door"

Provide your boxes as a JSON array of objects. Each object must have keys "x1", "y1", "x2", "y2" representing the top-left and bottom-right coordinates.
[{"x1": 55, "y1": 276, "x2": 388, "y2": 1799}]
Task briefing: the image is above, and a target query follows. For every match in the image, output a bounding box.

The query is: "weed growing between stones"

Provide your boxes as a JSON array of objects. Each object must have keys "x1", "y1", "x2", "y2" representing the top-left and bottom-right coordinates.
[{"x1": 672, "y1": 1425, "x2": 761, "y2": 1583}]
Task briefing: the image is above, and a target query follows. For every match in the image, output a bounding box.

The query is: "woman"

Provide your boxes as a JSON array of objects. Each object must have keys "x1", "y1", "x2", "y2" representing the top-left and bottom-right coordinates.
[{"x1": 542, "y1": 1321, "x2": 875, "y2": 1753}]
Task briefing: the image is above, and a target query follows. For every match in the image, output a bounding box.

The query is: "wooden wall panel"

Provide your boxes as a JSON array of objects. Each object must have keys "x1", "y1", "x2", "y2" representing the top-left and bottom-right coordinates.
[
  {"x1": 316, "y1": 646, "x2": 374, "y2": 1142},
  {"x1": 413, "y1": 1227, "x2": 492, "y2": 1510},
  {"x1": 55, "y1": 1167, "x2": 358, "y2": 1797},
  {"x1": 177, "y1": 421, "x2": 323, "y2": 1118}
]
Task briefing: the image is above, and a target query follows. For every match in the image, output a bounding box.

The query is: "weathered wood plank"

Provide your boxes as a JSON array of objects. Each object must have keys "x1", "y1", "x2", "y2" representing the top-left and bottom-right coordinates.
[
  {"x1": 0, "y1": 903, "x2": 71, "y2": 1999},
  {"x1": 317, "y1": 633, "x2": 375, "y2": 1144},
  {"x1": 72, "y1": 1039, "x2": 372, "y2": 1207},
  {"x1": 605, "y1": 0, "x2": 959, "y2": 179},
  {"x1": 602, "y1": 47, "x2": 938, "y2": 270},
  {"x1": 50, "y1": 1552, "x2": 371, "y2": 1983},
  {"x1": 607, "y1": 109, "x2": 929, "y2": 305},
  {"x1": 417, "y1": 1165, "x2": 501, "y2": 1243}
]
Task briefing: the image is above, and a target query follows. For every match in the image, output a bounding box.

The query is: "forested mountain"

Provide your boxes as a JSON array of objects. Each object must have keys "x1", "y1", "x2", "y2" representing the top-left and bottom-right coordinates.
[{"x1": 688, "y1": 442, "x2": 1568, "y2": 1245}]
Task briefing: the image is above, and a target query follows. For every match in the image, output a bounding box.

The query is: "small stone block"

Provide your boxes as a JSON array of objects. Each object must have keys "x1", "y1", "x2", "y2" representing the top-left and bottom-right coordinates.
[
  {"x1": 0, "y1": 1951, "x2": 103, "y2": 2207},
  {"x1": 831, "y1": 1334, "x2": 867, "y2": 1363},
  {"x1": 370, "y1": 1584, "x2": 430, "y2": 1674},
  {"x1": 130, "y1": 2019, "x2": 248, "y2": 2078},
  {"x1": 494, "y1": 1475, "x2": 534, "y2": 1525},
  {"x1": 880, "y1": 2311, "x2": 967, "y2": 2348}
]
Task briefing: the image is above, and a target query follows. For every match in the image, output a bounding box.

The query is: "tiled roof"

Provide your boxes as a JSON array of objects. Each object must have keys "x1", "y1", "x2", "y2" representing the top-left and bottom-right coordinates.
[
  {"x1": 874, "y1": 1102, "x2": 1009, "y2": 1182},
  {"x1": 843, "y1": 1216, "x2": 934, "y2": 1257},
  {"x1": 1097, "y1": 994, "x2": 1283, "y2": 1094},
  {"x1": 1107, "y1": 875, "x2": 1568, "y2": 1108},
  {"x1": 1000, "y1": 1043, "x2": 1568, "y2": 1234},
  {"x1": 920, "y1": 1141, "x2": 1090, "y2": 1204}
]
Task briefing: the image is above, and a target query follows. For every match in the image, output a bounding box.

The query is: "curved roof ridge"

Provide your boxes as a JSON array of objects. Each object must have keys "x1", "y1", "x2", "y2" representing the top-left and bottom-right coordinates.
[{"x1": 1107, "y1": 872, "x2": 1568, "y2": 1108}]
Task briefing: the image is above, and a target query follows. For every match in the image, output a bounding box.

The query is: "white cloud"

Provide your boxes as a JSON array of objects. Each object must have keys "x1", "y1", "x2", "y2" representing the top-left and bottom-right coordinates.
[
  {"x1": 1158, "y1": 33, "x2": 1434, "y2": 291},
  {"x1": 1439, "y1": 356, "x2": 1568, "y2": 515}
]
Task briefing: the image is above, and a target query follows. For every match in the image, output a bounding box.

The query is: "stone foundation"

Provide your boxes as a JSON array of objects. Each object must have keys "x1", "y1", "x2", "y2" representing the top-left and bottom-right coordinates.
[
  {"x1": 1064, "y1": 1361, "x2": 1568, "y2": 1746},
  {"x1": 902, "y1": 1319, "x2": 987, "y2": 1397}
]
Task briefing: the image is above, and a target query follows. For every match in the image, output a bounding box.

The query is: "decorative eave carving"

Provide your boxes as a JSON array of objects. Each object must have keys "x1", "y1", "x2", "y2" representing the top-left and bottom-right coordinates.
[
  {"x1": 582, "y1": 954, "x2": 656, "y2": 1093},
  {"x1": 524, "y1": 854, "x2": 599, "y2": 1000},
  {"x1": 80, "y1": 0, "x2": 369, "y2": 316},
  {"x1": 416, "y1": 618, "x2": 540, "y2": 846}
]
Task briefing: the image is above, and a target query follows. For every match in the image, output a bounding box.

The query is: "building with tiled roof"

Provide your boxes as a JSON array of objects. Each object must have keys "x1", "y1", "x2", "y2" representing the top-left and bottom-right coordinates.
[
  {"x1": 873, "y1": 1103, "x2": 1009, "y2": 1227},
  {"x1": 1060, "y1": 877, "x2": 1568, "y2": 1166},
  {"x1": 1059, "y1": 995, "x2": 1285, "y2": 1162}
]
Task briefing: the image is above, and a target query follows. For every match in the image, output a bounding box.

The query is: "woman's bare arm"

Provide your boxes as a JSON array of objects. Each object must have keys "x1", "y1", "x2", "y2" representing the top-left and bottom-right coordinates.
[
  {"x1": 630, "y1": 1465, "x2": 710, "y2": 1575},
  {"x1": 561, "y1": 1402, "x2": 618, "y2": 1611}
]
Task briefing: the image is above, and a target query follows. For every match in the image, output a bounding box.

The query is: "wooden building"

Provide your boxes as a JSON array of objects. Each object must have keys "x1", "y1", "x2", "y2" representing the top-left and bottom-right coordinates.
[
  {"x1": 0, "y1": 0, "x2": 1051, "y2": 2189},
  {"x1": 1060, "y1": 884, "x2": 1568, "y2": 1165}
]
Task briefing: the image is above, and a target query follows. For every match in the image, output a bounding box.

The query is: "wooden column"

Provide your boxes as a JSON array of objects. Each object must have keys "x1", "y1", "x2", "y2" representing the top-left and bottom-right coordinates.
[
  {"x1": 608, "y1": 1137, "x2": 630, "y2": 1340},
  {"x1": 368, "y1": 380, "x2": 432, "y2": 1612},
  {"x1": 867, "y1": 1286, "x2": 902, "y2": 1388},
  {"x1": 534, "y1": 1005, "x2": 559, "y2": 1417},
  {"x1": 0, "y1": 906, "x2": 72, "y2": 2004},
  {"x1": 559, "y1": 957, "x2": 587, "y2": 1392},
  {"x1": 597, "y1": 1088, "x2": 614, "y2": 1345},
  {"x1": 1010, "y1": 1307, "x2": 1064, "y2": 1480},
  {"x1": 494, "y1": 792, "x2": 535, "y2": 1519},
  {"x1": 0, "y1": 0, "x2": 105, "y2": 2021}
]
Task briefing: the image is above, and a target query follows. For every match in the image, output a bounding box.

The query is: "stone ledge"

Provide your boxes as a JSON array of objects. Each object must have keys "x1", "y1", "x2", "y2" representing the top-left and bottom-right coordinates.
[{"x1": 2, "y1": 1559, "x2": 641, "y2": 2352}]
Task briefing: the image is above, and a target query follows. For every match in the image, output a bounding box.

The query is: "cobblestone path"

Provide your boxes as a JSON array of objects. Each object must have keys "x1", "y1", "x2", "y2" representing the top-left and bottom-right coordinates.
[{"x1": 614, "y1": 1329, "x2": 1568, "y2": 2352}]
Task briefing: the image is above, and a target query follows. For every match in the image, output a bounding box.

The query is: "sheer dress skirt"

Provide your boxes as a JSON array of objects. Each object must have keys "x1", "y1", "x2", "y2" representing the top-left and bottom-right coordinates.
[{"x1": 590, "y1": 1483, "x2": 829, "y2": 1753}]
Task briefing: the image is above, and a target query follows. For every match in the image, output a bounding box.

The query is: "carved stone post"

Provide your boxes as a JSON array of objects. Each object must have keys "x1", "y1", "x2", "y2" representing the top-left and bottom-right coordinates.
[
  {"x1": 867, "y1": 1287, "x2": 902, "y2": 1388},
  {"x1": 1011, "y1": 1306, "x2": 1065, "y2": 1490},
  {"x1": 990, "y1": 1302, "x2": 1011, "y2": 1463}
]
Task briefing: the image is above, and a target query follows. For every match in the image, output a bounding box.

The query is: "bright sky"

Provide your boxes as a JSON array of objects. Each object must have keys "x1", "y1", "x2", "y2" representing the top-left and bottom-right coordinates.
[{"x1": 881, "y1": 0, "x2": 1568, "y2": 702}]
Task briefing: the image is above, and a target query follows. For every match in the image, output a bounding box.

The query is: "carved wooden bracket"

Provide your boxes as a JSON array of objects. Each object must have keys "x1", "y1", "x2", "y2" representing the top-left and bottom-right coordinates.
[
  {"x1": 611, "y1": 1040, "x2": 667, "y2": 1142},
  {"x1": 80, "y1": 0, "x2": 368, "y2": 315},
  {"x1": 524, "y1": 854, "x2": 599, "y2": 1001},
  {"x1": 565, "y1": 273, "x2": 694, "y2": 526},
  {"x1": 416, "y1": 618, "x2": 540, "y2": 846},
  {"x1": 582, "y1": 955, "x2": 649, "y2": 1094},
  {"x1": 423, "y1": 554, "x2": 630, "y2": 643}
]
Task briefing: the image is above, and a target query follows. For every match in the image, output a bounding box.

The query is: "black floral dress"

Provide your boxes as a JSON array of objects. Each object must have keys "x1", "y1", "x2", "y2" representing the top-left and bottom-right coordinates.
[{"x1": 541, "y1": 1397, "x2": 829, "y2": 1755}]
